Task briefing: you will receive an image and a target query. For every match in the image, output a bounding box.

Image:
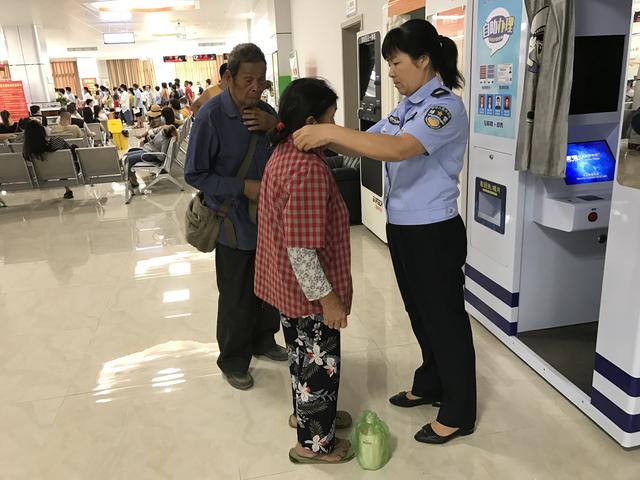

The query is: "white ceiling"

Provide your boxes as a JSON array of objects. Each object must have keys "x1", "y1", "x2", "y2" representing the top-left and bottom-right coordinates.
[{"x1": 0, "y1": 0, "x2": 264, "y2": 59}]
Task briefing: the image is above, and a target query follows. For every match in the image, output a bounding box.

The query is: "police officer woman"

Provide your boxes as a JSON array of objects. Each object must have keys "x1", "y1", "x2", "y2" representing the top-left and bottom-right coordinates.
[{"x1": 293, "y1": 19, "x2": 476, "y2": 445}]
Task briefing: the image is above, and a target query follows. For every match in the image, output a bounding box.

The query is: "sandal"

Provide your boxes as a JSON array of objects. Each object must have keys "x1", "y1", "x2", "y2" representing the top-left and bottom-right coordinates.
[
  {"x1": 289, "y1": 410, "x2": 352, "y2": 429},
  {"x1": 288, "y1": 438, "x2": 355, "y2": 465}
]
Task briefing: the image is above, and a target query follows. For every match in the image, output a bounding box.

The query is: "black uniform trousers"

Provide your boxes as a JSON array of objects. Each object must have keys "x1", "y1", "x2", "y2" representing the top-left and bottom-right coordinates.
[
  {"x1": 215, "y1": 243, "x2": 281, "y2": 374},
  {"x1": 386, "y1": 215, "x2": 477, "y2": 428}
]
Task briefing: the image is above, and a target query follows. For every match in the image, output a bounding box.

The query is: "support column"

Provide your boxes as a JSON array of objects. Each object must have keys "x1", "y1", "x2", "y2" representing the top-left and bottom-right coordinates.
[
  {"x1": 270, "y1": 0, "x2": 293, "y2": 99},
  {"x1": 3, "y1": 24, "x2": 53, "y2": 104}
]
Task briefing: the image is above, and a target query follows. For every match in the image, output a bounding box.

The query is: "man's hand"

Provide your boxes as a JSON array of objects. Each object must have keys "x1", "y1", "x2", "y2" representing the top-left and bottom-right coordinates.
[
  {"x1": 242, "y1": 107, "x2": 277, "y2": 132},
  {"x1": 244, "y1": 179, "x2": 261, "y2": 202},
  {"x1": 319, "y1": 291, "x2": 348, "y2": 330}
]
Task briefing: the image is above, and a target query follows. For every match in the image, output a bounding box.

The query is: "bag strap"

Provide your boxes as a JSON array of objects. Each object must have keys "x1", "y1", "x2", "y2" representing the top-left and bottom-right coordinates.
[
  {"x1": 217, "y1": 134, "x2": 259, "y2": 217},
  {"x1": 216, "y1": 134, "x2": 259, "y2": 247}
]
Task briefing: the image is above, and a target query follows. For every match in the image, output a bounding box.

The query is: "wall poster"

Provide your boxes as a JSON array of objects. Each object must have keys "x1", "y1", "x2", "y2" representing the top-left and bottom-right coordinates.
[{"x1": 474, "y1": 0, "x2": 522, "y2": 139}]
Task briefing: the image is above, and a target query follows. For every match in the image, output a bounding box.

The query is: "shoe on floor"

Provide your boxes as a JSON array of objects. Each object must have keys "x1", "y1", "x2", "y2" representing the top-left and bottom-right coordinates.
[
  {"x1": 256, "y1": 344, "x2": 288, "y2": 362},
  {"x1": 63, "y1": 190, "x2": 74, "y2": 199},
  {"x1": 414, "y1": 423, "x2": 475, "y2": 444},
  {"x1": 389, "y1": 391, "x2": 442, "y2": 408},
  {"x1": 223, "y1": 371, "x2": 254, "y2": 390},
  {"x1": 288, "y1": 438, "x2": 355, "y2": 465}
]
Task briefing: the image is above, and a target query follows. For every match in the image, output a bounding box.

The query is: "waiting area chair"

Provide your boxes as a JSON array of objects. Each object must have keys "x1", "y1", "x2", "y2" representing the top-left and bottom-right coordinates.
[
  {"x1": 125, "y1": 137, "x2": 184, "y2": 204},
  {"x1": 0, "y1": 152, "x2": 35, "y2": 207},
  {"x1": 30, "y1": 150, "x2": 81, "y2": 190}
]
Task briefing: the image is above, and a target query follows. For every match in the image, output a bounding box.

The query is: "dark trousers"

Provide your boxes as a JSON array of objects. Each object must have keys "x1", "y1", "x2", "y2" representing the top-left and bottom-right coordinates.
[
  {"x1": 281, "y1": 314, "x2": 341, "y2": 453},
  {"x1": 386, "y1": 216, "x2": 477, "y2": 428},
  {"x1": 125, "y1": 148, "x2": 161, "y2": 175},
  {"x1": 215, "y1": 243, "x2": 281, "y2": 374}
]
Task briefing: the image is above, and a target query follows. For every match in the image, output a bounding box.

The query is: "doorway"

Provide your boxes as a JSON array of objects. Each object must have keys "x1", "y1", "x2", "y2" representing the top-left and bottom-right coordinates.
[{"x1": 341, "y1": 15, "x2": 362, "y2": 130}]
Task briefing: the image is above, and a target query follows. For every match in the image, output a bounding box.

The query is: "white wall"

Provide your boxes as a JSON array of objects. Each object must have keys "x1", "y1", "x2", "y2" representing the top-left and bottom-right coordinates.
[{"x1": 290, "y1": 0, "x2": 387, "y2": 126}]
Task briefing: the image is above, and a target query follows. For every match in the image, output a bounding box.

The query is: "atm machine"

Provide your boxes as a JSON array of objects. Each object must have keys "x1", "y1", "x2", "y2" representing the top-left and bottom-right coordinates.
[
  {"x1": 465, "y1": 0, "x2": 640, "y2": 447},
  {"x1": 358, "y1": 32, "x2": 387, "y2": 242}
]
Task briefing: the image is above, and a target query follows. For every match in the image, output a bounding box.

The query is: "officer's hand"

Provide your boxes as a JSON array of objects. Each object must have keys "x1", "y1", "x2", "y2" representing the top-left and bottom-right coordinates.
[
  {"x1": 242, "y1": 107, "x2": 277, "y2": 132},
  {"x1": 319, "y1": 291, "x2": 348, "y2": 330},
  {"x1": 292, "y1": 125, "x2": 332, "y2": 152},
  {"x1": 244, "y1": 179, "x2": 261, "y2": 202}
]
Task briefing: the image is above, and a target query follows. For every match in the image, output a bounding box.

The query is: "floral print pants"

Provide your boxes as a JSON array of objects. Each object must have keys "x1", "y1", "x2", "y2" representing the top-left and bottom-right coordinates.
[{"x1": 281, "y1": 313, "x2": 341, "y2": 454}]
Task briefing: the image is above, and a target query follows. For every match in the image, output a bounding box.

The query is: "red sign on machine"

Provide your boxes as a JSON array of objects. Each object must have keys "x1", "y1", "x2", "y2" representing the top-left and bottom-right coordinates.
[{"x1": 0, "y1": 80, "x2": 29, "y2": 120}]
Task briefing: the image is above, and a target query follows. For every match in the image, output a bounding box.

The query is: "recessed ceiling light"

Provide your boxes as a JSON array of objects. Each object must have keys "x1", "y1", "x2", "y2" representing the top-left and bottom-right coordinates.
[{"x1": 88, "y1": 0, "x2": 198, "y2": 13}]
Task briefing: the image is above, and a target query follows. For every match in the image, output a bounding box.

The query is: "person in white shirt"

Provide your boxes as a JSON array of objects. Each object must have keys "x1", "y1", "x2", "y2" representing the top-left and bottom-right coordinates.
[
  {"x1": 133, "y1": 83, "x2": 145, "y2": 128},
  {"x1": 142, "y1": 85, "x2": 151, "y2": 109},
  {"x1": 65, "y1": 87, "x2": 76, "y2": 105},
  {"x1": 82, "y1": 87, "x2": 93, "y2": 103},
  {"x1": 119, "y1": 87, "x2": 132, "y2": 125}
]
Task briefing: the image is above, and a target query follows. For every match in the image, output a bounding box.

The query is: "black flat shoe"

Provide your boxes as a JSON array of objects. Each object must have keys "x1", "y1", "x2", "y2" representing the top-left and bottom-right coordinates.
[
  {"x1": 414, "y1": 423, "x2": 475, "y2": 444},
  {"x1": 223, "y1": 371, "x2": 254, "y2": 390},
  {"x1": 389, "y1": 391, "x2": 442, "y2": 408}
]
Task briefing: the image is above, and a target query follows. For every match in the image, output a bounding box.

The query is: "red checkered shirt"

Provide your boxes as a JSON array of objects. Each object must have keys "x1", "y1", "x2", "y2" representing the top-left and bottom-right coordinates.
[{"x1": 254, "y1": 138, "x2": 352, "y2": 318}]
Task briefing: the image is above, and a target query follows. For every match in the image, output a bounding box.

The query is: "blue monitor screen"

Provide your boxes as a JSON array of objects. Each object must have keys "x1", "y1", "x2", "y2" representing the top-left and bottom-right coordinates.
[{"x1": 565, "y1": 140, "x2": 616, "y2": 185}]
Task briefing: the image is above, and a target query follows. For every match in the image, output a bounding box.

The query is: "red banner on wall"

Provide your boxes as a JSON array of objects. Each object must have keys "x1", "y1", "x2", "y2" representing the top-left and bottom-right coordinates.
[
  {"x1": 0, "y1": 80, "x2": 29, "y2": 120},
  {"x1": 81, "y1": 77, "x2": 98, "y2": 96}
]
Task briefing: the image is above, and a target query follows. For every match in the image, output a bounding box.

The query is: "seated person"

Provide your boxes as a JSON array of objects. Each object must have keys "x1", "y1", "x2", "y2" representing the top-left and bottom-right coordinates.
[
  {"x1": 66, "y1": 104, "x2": 95, "y2": 139},
  {"x1": 124, "y1": 124, "x2": 177, "y2": 189},
  {"x1": 53, "y1": 107, "x2": 67, "y2": 125},
  {"x1": 134, "y1": 105, "x2": 163, "y2": 146},
  {"x1": 50, "y1": 111, "x2": 86, "y2": 140},
  {"x1": 0, "y1": 110, "x2": 21, "y2": 134},
  {"x1": 82, "y1": 106, "x2": 97, "y2": 124},
  {"x1": 179, "y1": 97, "x2": 190, "y2": 119},
  {"x1": 94, "y1": 105, "x2": 109, "y2": 122},
  {"x1": 22, "y1": 119, "x2": 75, "y2": 199},
  {"x1": 29, "y1": 105, "x2": 48, "y2": 127},
  {"x1": 169, "y1": 98, "x2": 184, "y2": 126}
]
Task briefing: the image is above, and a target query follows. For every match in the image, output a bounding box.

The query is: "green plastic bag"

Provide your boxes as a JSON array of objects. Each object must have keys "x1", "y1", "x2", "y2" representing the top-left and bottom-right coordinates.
[{"x1": 351, "y1": 410, "x2": 391, "y2": 470}]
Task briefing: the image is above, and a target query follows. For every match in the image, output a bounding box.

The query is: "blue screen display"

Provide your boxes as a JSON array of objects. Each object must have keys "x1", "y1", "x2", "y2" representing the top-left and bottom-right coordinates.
[{"x1": 565, "y1": 141, "x2": 616, "y2": 185}]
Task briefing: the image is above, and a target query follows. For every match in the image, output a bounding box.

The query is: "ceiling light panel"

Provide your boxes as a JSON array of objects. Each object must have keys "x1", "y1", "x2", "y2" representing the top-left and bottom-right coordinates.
[{"x1": 88, "y1": 0, "x2": 199, "y2": 13}]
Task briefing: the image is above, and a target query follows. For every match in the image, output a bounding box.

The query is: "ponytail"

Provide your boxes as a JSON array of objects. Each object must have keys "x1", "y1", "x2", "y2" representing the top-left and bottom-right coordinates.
[
  {"x1": 382, "y1": 19, "x2": 465, "y2": 91},
  {"x1": 436, "y1": 35, "x2": 464, "y2": 90}
]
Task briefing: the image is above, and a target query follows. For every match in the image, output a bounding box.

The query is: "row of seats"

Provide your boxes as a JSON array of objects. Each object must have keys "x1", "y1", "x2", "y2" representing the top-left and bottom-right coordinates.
[
  {"x1": 0, "y1": 116, "x2": 191, "y2": 207},
  {"x1": 0, "y1": 147, "x2": 124, "y2": 207}
]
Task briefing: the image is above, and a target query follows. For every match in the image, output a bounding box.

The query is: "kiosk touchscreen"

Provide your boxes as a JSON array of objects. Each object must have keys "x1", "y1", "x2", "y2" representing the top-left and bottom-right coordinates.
[{"x1": 565, "y1": 140, "x2": 616, "y2": 185}]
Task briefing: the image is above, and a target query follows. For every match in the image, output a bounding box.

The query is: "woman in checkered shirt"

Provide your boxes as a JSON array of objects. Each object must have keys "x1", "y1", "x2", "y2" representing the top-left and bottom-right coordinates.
[{"x1": 255, "y1": 78, "x2": 355, "y2": 465}]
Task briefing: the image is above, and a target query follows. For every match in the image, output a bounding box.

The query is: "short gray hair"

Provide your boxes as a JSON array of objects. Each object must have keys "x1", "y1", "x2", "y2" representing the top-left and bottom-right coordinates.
[{"x1": 228, "y1": 43, "x2": 267, "y2": 78}]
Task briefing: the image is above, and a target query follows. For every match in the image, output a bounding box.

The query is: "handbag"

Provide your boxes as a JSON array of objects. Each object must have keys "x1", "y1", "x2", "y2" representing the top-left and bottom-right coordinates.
[{"x1": 185, "y1": 134, "x2": 259, "y2": 252}]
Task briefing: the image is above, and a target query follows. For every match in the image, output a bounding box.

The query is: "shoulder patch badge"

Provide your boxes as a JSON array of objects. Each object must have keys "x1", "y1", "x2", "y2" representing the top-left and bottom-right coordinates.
[
  {"x1": 425, "y1": 106, "x2": 452, "y2": 130},
  {"x1": 431, "y1": 87, "x2": 450, "y2": 98},
  {"x1": 388, "y1": 115, "x2": 401, "y2": 125}
]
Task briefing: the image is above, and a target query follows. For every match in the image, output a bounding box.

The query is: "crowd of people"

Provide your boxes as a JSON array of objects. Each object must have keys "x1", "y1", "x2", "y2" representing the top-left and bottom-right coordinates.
[{"x1": 0, "y1": 63, "x2": 241, "y2": 198}]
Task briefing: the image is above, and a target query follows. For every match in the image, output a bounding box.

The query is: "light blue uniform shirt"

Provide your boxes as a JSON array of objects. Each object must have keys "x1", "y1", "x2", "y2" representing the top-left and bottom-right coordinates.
[{"x1": 368, "y1": 77, "x2": 468, "y2": 225}]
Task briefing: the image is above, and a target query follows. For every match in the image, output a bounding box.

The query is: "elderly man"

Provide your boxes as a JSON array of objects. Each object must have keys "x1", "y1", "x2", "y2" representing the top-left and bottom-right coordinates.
[{"x1": 184, "y1": 43, "x2": 284, "y2": 390}]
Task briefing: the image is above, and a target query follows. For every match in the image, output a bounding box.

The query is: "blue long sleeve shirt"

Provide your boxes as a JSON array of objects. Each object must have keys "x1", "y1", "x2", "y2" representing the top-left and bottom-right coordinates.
[{"x1": 184, "y1": 89, "x2": 276, "y2": 251}]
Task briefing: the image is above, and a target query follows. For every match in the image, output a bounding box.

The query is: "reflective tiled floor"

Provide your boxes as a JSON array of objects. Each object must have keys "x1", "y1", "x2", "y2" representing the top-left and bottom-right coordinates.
[{"x1": 1, "y1": 181, "x2": 639, "y2": 479}]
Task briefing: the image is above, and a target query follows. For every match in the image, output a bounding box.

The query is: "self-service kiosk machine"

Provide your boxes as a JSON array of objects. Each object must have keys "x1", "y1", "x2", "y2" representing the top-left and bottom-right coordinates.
[
  {"x1": 358, "y1": 32, "x2": 387, "y2": 242},
  {"x1": 466, "y1": 0, "x2": 640, "y2": 447}
]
